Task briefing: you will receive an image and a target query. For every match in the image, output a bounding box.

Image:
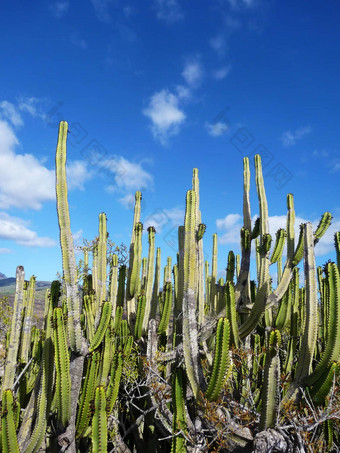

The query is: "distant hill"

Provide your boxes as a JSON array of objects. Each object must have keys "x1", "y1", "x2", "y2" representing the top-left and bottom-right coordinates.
[
  {"x1": 0, "y1": 276, "x2": 52, "y2": 323},
  {"x1": 0, "y1": 272, "x2": 7, "y2": 280}
]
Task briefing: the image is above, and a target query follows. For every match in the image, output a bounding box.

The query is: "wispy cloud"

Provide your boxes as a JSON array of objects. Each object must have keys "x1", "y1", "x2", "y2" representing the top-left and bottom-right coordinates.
[
  {"x1": 143, "y1": 89, "x2": 186, "y2": 145},
  {"x1": 182, "y1": 58, "x2": 204, "y2": 87},
  {"x1": 205, "y1": 121, "x2": 229, "y2": 137},
  {"x1": 70, "y1": 33, "x2": 87, "y2": 49},
  {"x1": 212, "y1": 66, "x2": 231, "y2": 80},
  {"x1": 0, "y1": 248, "x2": 11, "y2": 254},
  {"x1": 0, "y1": 212, "x2": 56, "y2": 247},
  {"x1": 90, "y1": 0, "x2": 113, "y2": 22},
  {"x1": 280, "y1": 126, "x2": 312, "y2": 147},
  {"x1": 49, "y1": 1, "x2": 69, "y2": 19},
  {"x1": 104, "y1": 156, "x2": 153, "y2": 193},
  {"x1": 0, "y1": 101, "x2": 23, "y2": 127},
  {"x1": 153, "y1": 0, "x2": 184, "y2": 23},
  {"x1": 227, "y1": 0, "x2": 256, "y2": 11}
]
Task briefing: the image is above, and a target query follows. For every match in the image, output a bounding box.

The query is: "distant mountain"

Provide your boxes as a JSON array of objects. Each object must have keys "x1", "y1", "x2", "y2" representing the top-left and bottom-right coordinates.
[
  {"x1": 0, "y1": 278, "x2": 16, "y2": 287},
  {"x1": 0, "y1": 272, "x2": 7, "y2": 280}
]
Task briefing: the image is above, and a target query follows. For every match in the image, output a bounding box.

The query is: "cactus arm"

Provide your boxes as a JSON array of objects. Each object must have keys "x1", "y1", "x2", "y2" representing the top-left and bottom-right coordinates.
[
  {"x1": 157, "y1": 282, "x2": 172, "y2": 335},
  {"x1": 109, "y1": 254, "x2": 118, "y2": 317},
  {"x1": 313, "y1": 211, "x2": 332, "y2": 244},
  {"x1": 171, "y1": 369, "x2": 187, "y2": 453},
  {"x1": 150, "y1": 247, "x2": 161, "y2": 321},
  {"x1": 18, "y1": 275, "x2": 36, "y2": 365},
  {"x1": 182, "y1": 190, "x2": 205, "y2": 399},
  {"x1": 210, "y1": 233, "x2": 218, "y2": 313},
  {"x1": 285, "y1": 223, "x2": 318, "y2": 402},
  {"x1": 95, "y1": 213, "x2": 108, "y2": 324},
  {"x1": 134, "y1": 294, "x2": 146, "y2": 339},
  {"x1": 286, "y1": 193, "x2": 295, "y2": 262},
  {"x1": 205, "y1": 318, "x2": 232, "y2": 401},
  {"x1": 225, "y1": 282, "x2": 239, "y2": 348},
  {"x1": 1, "y1": 389, "x2": 20, "y2": 453},
  {"x1": 106, "y1": 352, "x2": 123, "y2": 414},
  {"x1": 89, "y1": 301, "x2": 112, "y2": 352},
  {"x1": 305, "y1": 262, "x2": 340, "y2": 386},
  {"x1": 91, "y1": 386, "x2": 108, "y2": 453},
  {"x1": 53, "y1": 307, "x2": 71, "y2": 427},
  {"x1": 76, "y1": 351, "x2": 100, "y2": 439},
  {"x1": 259, "y1": 330, "x2": 281, "y2": 430},
  {"x1": 238, "y1": 281, "x2": 269, "y2": 338},
  {"x1": 1, "y1": 266, "x2": 25, "y2": 397},
  {"x1": 309, "y1": 361, "x2": 339, "y2": 405},
  {"x1": 55, "y1": 121, "x2": 83, "y2": 353},
  {"x1": 270, "y1": 229, "x2": 286, "y2": 264},
  {"x1": 335, "y1": 232, "x2": 340, "y2": 270},
  {"x1": 142, "y1": 227, "x2": 156, "y2": 334}
]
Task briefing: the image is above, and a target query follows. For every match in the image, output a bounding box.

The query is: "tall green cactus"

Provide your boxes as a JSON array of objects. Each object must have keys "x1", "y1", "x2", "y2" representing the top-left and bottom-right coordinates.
[
  {"x1": 1, "y1": 389, "x2": 19, "y2": 453},
  {"x1": 55, "y1": 120, "x2": 83, "y2": 353}
]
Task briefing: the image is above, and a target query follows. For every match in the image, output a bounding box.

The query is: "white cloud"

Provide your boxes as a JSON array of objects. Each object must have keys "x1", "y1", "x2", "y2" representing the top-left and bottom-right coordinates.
[
  {"x1": 0, "y1": 248, "x2": 11, "y2": 254},
  {"x1": 0, "y1": 101, "x2": 23, "y2": 127},
  {"x1": 144, "y1": 207, "x2": 184, "y2": 233},
  {"x1": 66, "y1": 161, "x2": 93, "y2": 190},
  {"x1": 216, "y1": 214, "x2": 242, "y2": 244},
  {"x1": 280, "y1": 126, "x2": 312, "y2": 147},
  {"x1": 102, "y1": 156, "x2": 153, "y2": 193},
  {"x1": 182, "y1": 59, "x2": 203, "y2": 87},
  {"x1": 154, "y1": 0, "x2": 184, "y2": 23},
  {"x1": 0, "y1": 212, "x2": 56, "y2": 247},
  {"x1": 0, "y1": 116, "x2": 92, "y2": 210},
  {"x1": 212, "y1": 66, "x2": 231, "y2": 80},
  {"x1": 0, "y1": 120, "x2": 55, "y2": 209},
  {"x1": 205, "y1": 121, "x2": 229, "y2": 137},
  {"x1": 49, "y1": 1, "x2": 69, "y2": 18},
  {"x1": 143, "y1": 89, "x2": 186, "y2": 144}
]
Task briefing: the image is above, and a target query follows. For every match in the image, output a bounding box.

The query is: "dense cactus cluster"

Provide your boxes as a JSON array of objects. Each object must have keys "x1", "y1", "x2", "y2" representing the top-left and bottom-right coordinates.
[{"x1": 0, "y1": 120, "x2": 340, "y2": 452}]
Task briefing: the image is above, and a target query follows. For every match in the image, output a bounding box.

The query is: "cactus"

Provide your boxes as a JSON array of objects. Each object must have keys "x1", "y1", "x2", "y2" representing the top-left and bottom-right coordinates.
[
  {"x1": 89, "y1": 301, "x2": 112, "y2": 352},
  {"x1": 171, "y1": 369, "x2": 187, "y2": 453},
  {"x1": 1, "y1": 389, "x2": 19, "y2": 453},
  {"x1": 259, "y1": 329, "x2": 281, "y2": 430},
  {"x1": 205, "y1": 318, "x2": 232, "y2": 401},
  {"x1": 55, "y1": 120, "x2": 83, "y2": 353},
  {"x1": 91, "y1": 386, "x2": 108, "y2": 453},
  {"x1": 53, "y1": 307, "x2": 71, "y2": 427}
]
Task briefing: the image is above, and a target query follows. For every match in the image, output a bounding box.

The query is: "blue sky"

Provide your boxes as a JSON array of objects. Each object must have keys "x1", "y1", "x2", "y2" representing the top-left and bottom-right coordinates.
[{"x1": 0, "y1": 0, "x2": 339, "y2": 282}]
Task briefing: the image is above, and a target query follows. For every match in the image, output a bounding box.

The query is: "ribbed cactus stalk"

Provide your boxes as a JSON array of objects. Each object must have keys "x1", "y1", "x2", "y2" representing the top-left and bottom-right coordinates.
[
  {"x1": 127, "y1": 221, "x2": 143, "y2": 325},
  {"x1": 1, "y1": 389, "x2": 20, "y2": 453},
  {"x1": 259, "y1": 329, "x2": 281, "y2": 430},
  {"x1": 305, "y1": 261, "x2": 340, "y2": 386},
  {"x1": 91, "y1": 386, "x2": 108, "y2": 453},
  {"x1": 55, "y1": 120, "x2": 83, "y2": 353},
  {"x1": 142, "y1": 227, "x2": 155, "y2": 334},
  {"x1": 106, "y1": 352, "x2": 123, "y2": 414},
  {"x1": 205, "y1": 318, "x2": 232, "y2": 401},
  {"x1": 89, "y1": 301, "x2": 112, "y2": 352},
  {"x1": 182, "y1": 190, "x2": 205, "y2": 399},
  {"x1": 158, "y1": 282, "x2": 172, "y2": 335},
  {"x1": 95, "y1": 213, "x2": 108, "y2": 326},
  {"x1": 150, "y1": 247, "x2": 161, "y2": 321},
  {"x1": 171, "y1": 369, "x2": 187, "y2": 453},
  {"x1": 109, "y1": 254, "x2": 118, "y2": 315},
  {"x1": 210, "y1": 233, "x2": 218, "y2": 314},
  {"x1": 76, "y1": 351, "x2": 100, "y2": 439},
  {"x1": 18, "y1": 275, "x2": 36, "y2": 365},
  {"x1": 286, "y1": 223, "x2": 318, "y2": 401},
  {"x1": 1, "y1": 265, "x2": 25, "y2": 396},
  {"x1": 134, "y1": 293, "x2": 146, "y2": 339},
  {"x1": 53, "y1": 307, "x2": 71, "y2": 427}
]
